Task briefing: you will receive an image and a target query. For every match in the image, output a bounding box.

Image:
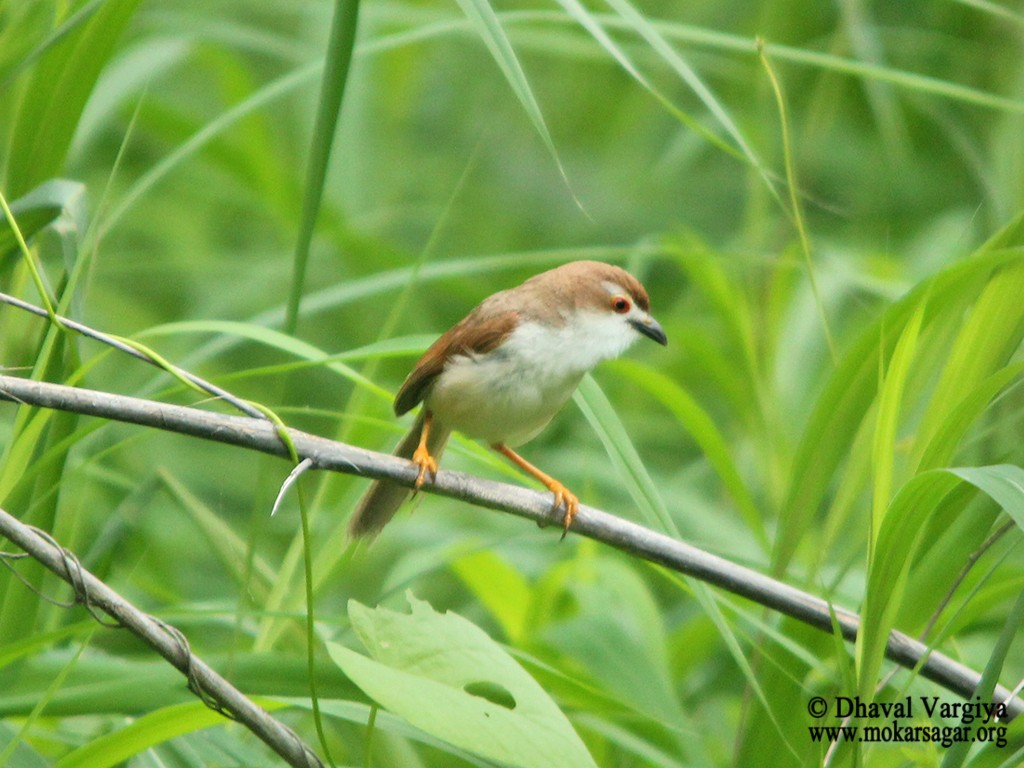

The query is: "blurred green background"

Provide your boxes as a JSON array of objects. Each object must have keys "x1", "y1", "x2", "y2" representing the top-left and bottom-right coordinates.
[{"x1": 3, "y1": 0, "x2": 1024, "y2": 765}]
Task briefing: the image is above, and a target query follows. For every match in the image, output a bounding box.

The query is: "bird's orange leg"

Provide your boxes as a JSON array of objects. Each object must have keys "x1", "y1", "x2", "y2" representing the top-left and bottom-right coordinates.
[
  {"x1": 492, "y1": 443, "x2": 578, "y2": 538},
  {"x1": 412, "y1": 411, "x2": 439, "y2": 490}
]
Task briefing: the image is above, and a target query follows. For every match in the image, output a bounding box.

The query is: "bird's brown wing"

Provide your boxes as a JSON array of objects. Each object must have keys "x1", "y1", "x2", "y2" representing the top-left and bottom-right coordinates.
[{"x1": 393, "y1": 307, "x2": 519, "y2": 416}]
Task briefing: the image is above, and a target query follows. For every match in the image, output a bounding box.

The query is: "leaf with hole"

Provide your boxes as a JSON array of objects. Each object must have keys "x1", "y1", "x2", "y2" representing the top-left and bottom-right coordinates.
[{"x1": 329, "y1": 593, "x2": 597, "y2": 768}]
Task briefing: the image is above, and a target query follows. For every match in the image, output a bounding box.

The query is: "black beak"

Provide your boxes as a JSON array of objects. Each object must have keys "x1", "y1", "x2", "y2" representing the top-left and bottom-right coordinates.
[{"x1": 630, "y1": 316, "x2": 668, "y2": 346}]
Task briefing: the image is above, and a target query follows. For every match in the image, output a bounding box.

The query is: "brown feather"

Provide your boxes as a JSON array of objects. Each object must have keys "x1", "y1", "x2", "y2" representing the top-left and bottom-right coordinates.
[
  {"x1": 530, "y1": 261, "x2": 651, "y2": 314},
  {"x1": 347, "y1": 410, "x2": 452, "y2": 538},
  {"x1": 352, "y1": 260, "x2": 657, "y2": 538},
  {"x1": 393, "y1": 262, "x2": 649, "y2": 416},
  {"x1": 393, "y1": 308, "x2": 519, "y2": 416}
]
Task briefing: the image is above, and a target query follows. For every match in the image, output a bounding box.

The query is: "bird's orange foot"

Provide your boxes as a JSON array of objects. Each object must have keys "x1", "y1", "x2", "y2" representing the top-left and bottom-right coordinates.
[
  {"x1": 411, "y1": 444, "x2": 438, "y2": 491},
  {"x1": 545, "y1": 480, "x2": 579, "y2": 540},
  {"x1": 490, "y1": 443, "x2": 579, "y2": 539}
]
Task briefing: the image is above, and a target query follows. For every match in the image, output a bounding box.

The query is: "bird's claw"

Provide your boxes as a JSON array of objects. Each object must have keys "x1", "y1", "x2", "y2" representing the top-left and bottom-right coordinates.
[
  {"x1": 411, "y1": 445, "x2": 438, "y2": 491},
  {"x1": 547, "y1": 481, "x2": 579, "y2": 541}
]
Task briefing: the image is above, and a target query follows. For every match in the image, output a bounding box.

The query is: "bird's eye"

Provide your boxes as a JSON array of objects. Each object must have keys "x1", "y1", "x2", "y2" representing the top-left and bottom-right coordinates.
[{"x1": 611, "y1": 295, "x2": 631, "y2": 314}]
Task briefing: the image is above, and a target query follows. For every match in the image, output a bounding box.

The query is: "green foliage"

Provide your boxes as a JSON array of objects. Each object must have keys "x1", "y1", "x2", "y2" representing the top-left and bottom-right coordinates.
[
  {"x1": 330, "y1": 594, "x2": 597, "y2": 767},
  {"x1": 3, "y1": 0, "x2": 1024, "y2": 766}
]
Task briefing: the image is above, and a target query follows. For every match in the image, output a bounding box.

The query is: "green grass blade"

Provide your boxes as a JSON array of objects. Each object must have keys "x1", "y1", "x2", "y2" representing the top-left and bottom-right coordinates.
[
  {"x1": 602, "y1": 0, "x2": 780, "y2": 203},
  {"x1": 285, "y1": 0, "x2": 361, "y2": 335},
  {"x1": 916, "y1": 362, "x2": 1024, "y2": 471},
  {"x1": 101, "y1": 62, "x2": 321, "y2": 237},
  {"x1": 856, "y1": 470, "x2": 963, "y2": 698},
  {"x1": 452, "y1": 0, "x2": 579, "y2": 203},
  {"x1": 858, "y1": 465, "x2": 1024, "y2": 698},
  {"x1": 451, "y1": 550, "x2": 532, "y2": 643},
  {"x1": 138, "y1": 318, "x2": 391, "y2": 400},
  {"x1": 870, "y1": 301, "x2": 924, "y2": 546},
  {"x1": 611, "y1": 359, "x2": 766, "y2": 547},
  {"x1": 758, "y1": 40, "x2": 836, "y2": 359},
  {"x1": 914, "y1": 263, "x2": 1024, "y2": 470},
  {"x1": 940, "y1": 573, "x2": 1024, "y2": 768},
  {"x1": 550, "y1": 0, "x2": 751, "y2": 163},
  {"x1": 777, "y1": 244, "x2": 1024, "y2": 574},
  {"x1": 0, "y1": 0, "x2": 105, "y2": 91},
  {"x1": 0, "y1": 180, "x2": 85, "y2": 261},
  {"x1": 950, "y1": 466, "x2": 1024, "y2": 531},
  {"x1": 0, "y1": 633, "x2": 90, "y2": 765},
  {"x1": 53, "y1": 700, "x2": 287, "y2": 768},
  {"x1": 4, "y1": 0, "x2": 142, "y2": 196},
  {"x1": 574, "y1": 375, "x2": 677, "y2": 536}
]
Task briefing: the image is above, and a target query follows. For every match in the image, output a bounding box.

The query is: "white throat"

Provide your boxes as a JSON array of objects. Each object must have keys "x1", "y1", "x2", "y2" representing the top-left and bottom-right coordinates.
[
  {"x1": 424, "y1": 311, "x2": 637, "y2": 446},
  {"x1": 508, "y1": 309, "x2": 640, "y2": 374}
]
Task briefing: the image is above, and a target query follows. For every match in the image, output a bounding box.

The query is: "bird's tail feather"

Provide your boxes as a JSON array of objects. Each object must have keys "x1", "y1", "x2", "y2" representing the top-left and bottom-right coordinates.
[{"x1": 348, "y1": 411, "x2": 450, "y2": 539}]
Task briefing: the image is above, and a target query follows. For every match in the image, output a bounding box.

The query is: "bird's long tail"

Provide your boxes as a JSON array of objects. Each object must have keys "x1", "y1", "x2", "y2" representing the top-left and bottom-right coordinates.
[{"x1": 348, "y1": 411, "x2": 451, "y2": 538}]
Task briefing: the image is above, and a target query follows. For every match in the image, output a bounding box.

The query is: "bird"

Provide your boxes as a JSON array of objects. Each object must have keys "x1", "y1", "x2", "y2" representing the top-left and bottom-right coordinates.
[{"x1": 348, "y1": 260, "x2": 668, "y2": 539}]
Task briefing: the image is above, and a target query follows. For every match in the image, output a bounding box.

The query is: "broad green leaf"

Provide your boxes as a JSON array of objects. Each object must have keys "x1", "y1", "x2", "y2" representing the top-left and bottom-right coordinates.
[
  {"x1": 291, "y1": 698, "x2": 493, "y2": 764},
  {"x1": 329, "y1": 593, "x2": 597, "y2": 768}
]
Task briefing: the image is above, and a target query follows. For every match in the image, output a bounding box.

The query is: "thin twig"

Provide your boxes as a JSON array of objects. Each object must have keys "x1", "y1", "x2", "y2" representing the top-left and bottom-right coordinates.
[
  {"x1": 0, "y1": 291, "x2": 265, "y2": 419},
  {"x1": 0, "y1": 373, "x2": 1021, "y2": 719},
  {"x1": 0, "y1": 507, "x2": 322, "y2": 768}
]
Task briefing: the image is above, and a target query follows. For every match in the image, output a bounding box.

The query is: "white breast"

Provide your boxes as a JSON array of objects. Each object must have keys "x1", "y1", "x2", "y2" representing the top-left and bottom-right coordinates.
[{"x1": 425, "y1": 311, "x2": 638, "y2": 446}]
